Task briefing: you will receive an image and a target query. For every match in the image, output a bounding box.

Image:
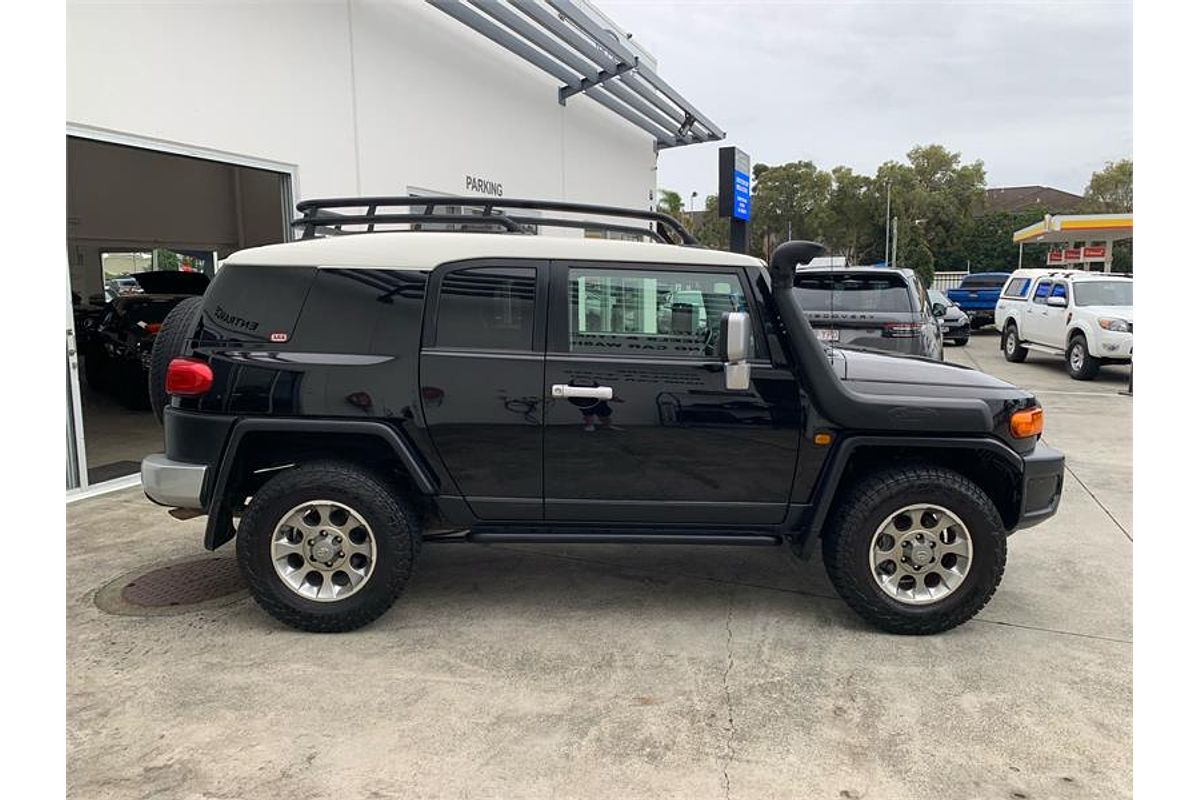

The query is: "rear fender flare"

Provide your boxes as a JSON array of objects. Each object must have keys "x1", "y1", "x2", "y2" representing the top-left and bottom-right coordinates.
[{"x1": 203, "y1": 418, "x2": 437, "y2": 550}]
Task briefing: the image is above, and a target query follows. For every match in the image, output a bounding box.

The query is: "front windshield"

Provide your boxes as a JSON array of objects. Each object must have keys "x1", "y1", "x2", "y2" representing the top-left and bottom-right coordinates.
[
  {"x1": 1073, "y1": 281, "x2": 1133, "y2": 307},
  {"x1": 928, "y1": 288, "x2": 949, "y2": 305}
]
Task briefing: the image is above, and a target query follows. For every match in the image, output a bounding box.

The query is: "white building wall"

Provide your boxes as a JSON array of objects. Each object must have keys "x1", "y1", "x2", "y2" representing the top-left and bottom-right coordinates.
[{"x1": 67, "y1": 0, "x2": 657, "y2": 214}]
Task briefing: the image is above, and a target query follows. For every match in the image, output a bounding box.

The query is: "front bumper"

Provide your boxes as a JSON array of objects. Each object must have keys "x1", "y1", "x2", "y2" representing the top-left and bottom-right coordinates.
[
  {"x1": 141, "y1": 454, "x2": 207, "y2": 509},
  {"x1": 1013, "y1": 440, "x2": 1065, "y2": 530},
  {"x1": 1095, "y1": 330, "x2": 1133, "y2": 360}
]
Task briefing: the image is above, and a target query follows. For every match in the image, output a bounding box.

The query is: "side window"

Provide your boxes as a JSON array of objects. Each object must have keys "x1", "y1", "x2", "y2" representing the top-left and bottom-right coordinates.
[
  {"x1": 1002, "y1": 277, "x2": 1031, "y2": 298},
  {"x1": 1032, "y1": 280, "x2": 1051, "y2": 304},
  {"x1": 1050, "y1": 283, "x2": 1068, "y2": 300},
  {"x1": 435, "y1": 267, "x2": 537, "y2": 350},
  {"x1": 567, "y1": 267, "x2": 751, "y2": 358}
]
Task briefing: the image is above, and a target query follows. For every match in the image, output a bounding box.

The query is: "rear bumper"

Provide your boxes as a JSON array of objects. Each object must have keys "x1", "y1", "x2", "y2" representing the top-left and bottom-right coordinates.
[
  {"x1": 1013, "y1": 440, "x2": 1065, "y2": 531},
  {"x1": 141, "y1": 454, "x2": 207, "y2": 509}
]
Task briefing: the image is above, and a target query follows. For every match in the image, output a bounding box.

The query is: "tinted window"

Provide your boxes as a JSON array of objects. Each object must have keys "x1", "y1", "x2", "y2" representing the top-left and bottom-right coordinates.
[
  {"x1": 1002, "y1": 277, "x2": 1032, "y2": 298},
  {"x1": 795, "y1": 272, "x2": 914, "y2": 313},
  {"x1": 1032, "y1": 280, "x2": 1051, "y2": 304},
  {"x1": 568, "y1": 267, "x2": 749, "y2": 358},
  {"x1": 436, "y1": 267, "x2": 536, "y2": 350},
  {"x1": 1074, "y1": 281, "x2": 1133, "y2": 307},
  {"x1": 1050, "y1": 283, "x2": 1068, "y2": 299},
  {"x1": 961, "y1": 274, "x2": 1008, "y2": 289}
]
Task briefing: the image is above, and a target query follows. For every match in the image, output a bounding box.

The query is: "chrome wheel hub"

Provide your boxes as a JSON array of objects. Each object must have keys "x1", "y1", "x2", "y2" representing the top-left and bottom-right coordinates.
[
  {"x1": 270, "y1": 501, "x2": 376, "y2": 603},
  {"x1": 1070, "y1": 345, "x2": 1084, "y2": 370},
  {"x1": 870, "y1": 503, "x2": 973, "y2": 606}
]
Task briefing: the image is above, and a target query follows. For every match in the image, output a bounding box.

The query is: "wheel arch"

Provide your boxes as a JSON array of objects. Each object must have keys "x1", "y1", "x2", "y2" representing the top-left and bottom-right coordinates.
[
  {"x1": 203, "y1": 418, "x2": 438, "y2": 550},
  {"x1": 795, "y1": 436, "x2": 1023, "y2": 557}
]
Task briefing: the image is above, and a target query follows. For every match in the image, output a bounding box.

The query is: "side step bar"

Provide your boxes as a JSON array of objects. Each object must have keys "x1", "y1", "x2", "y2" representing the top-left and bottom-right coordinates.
[
  {"x1": 446, "y1": 528, "x2": 783, "y2": 546},
  {"x1": 1021, "y1": 342, "x2": 1065, "y2": 356}
]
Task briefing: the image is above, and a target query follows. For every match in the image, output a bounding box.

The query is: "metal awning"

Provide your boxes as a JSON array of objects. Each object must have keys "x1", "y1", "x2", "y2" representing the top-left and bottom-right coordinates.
[{"x1": 428, "y1": 0, "x2": 725, "y2": 149}]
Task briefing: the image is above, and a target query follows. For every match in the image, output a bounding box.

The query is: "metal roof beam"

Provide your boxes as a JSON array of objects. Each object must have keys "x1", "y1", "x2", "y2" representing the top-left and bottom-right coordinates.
[
  {"x1": 543, "y1": 0, "x2": 726, "y2": 140},
  {"x1": 508, "y1": 0, "x2": 707, "y2": 143},
  {"x1": 426, "y1": 1, "x2": 677, "y2": 145}
]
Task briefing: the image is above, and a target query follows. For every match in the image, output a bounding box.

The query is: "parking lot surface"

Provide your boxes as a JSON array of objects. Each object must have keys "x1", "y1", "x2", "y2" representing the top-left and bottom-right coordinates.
[{"x1": 67, "y1": 330, "x2": 1131, "y2": 799}]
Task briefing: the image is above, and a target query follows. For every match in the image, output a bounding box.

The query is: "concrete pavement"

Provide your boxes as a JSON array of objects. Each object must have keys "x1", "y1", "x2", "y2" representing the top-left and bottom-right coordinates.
[{"x1": 67, "y1": 330, "x2": 1131, "y2": 799}]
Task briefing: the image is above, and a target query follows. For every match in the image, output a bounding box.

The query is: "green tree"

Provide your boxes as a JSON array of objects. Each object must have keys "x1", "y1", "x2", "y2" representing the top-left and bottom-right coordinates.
[
  {"x1": 1083, "y1": 159, "x2": 1133, "y2": 212},
  {"x1": 657, "y1": 189, "x2": 684, "y2": 217},
  {"x1": 692, "y1": 194, "x2": 728, "y2": 251},
  {"x1": 748, "y1": 160, "x2": 832, "y2": 259},
  {"x1": 154, "y1": 248, "x2": 180, "y2": 271},
  {"x1": 823, "y1": 166, "x2": 879, "y2": 265}
]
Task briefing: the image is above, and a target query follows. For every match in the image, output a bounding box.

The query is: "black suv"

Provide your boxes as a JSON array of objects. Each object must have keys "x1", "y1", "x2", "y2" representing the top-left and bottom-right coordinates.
[{"x1": 142, "y1": 197, "x2": 1064, "y2": 635}]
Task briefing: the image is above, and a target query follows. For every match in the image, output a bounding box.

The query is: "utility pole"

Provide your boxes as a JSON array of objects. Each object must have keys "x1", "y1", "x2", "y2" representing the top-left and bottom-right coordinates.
[
  {"x1": 892, "y1": 216, "x2": 899, "y2": 267},
  {"x1": 883, "y1": 182, "x2": 891, "y2": 267}
]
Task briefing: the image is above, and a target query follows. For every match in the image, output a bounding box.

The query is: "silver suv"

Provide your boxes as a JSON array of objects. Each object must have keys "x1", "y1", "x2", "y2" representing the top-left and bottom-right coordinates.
[{"x1": 794, "y1": 266, "x2": 943, "y2": 360}]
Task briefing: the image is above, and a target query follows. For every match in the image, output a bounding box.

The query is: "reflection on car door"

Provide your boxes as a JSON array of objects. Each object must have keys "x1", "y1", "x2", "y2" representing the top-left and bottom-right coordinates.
[
  {"x1": 419, "y1": 261, "x2": 547, "y2": 521},
  {"x1": 1027, "y1": 278, "x2": 1053, "y2": 344},
  {"x1": 542, "y1": 262, "x2": 802, "y2": 525}
]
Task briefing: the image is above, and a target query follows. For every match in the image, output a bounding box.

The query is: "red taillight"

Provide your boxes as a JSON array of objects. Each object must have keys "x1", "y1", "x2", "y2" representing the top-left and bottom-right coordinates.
[
  {"x1": 882, "y1": 322, "x2": 923, "y2": 337},
  {"x1": 165, "y1": 357, "x2": 212, "y2": 397},
  {"x1": 145, "y1": 323, "x2": 162, "y2": 334}
]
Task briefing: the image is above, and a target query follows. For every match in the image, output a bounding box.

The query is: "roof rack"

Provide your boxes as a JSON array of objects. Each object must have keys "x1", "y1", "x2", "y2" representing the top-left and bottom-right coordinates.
[{"x1": 293, "y1": 196, "x2": 699, "y2": 246}]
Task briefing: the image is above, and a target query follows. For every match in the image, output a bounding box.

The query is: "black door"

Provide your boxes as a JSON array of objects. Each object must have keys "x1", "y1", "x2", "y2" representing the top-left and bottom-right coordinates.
[
  {"x1": 543, "y1": 261, "x2": 802, "y2": 525},
  {"x1": 419, "y1": 260, "x2": 546, "y2": 520}
]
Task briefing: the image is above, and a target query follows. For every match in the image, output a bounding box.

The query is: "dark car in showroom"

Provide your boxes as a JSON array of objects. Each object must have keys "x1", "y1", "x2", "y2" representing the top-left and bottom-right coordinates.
[
  {"x1": 794, "y1": 265, "x2": 943, "y2": 360},
  {"x1": 80, "y1": 271, "x2": 210, "y2": 407},
  {"x1": 928, "y1": 287, "x2": 970, "y2": 346}
]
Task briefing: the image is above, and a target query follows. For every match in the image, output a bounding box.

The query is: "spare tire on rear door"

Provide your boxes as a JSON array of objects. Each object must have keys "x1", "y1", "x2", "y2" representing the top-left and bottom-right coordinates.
[{"x1": 149, "y1": 296, "x2": 204, "y2": 423}]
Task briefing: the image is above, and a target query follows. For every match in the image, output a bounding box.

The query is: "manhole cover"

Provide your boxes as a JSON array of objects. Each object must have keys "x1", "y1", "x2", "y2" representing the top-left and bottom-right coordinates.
[{"x1": 94, "y1": 555, "x2": 249, "y2": 616}]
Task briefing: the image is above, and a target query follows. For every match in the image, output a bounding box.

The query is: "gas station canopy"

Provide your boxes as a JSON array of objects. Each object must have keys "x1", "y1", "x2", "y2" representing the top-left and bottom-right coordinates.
[{"x1": 1012, "y1": 213, "x2": 1132, "y2": 272}]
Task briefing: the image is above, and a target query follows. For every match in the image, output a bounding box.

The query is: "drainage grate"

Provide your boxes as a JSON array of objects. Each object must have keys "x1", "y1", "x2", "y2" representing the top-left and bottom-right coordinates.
[{"x1": 95, "y1": 555, "x2": 248, "y2": 616}]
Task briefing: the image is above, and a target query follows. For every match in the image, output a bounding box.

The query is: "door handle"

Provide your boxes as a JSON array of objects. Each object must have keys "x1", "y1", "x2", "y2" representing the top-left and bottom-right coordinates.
[{"x1": 551, "y1": 384, "x2": 613, "y2": 400}]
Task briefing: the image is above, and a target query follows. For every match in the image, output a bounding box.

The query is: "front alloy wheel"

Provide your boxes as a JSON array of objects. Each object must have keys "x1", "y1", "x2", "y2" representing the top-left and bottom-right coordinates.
[
  {"x1": 870, "y1": 504, "x2": 973, "y2": 605},
  {"x1": 822, "y1": 466, "x2": 1007, "y2": 635}
]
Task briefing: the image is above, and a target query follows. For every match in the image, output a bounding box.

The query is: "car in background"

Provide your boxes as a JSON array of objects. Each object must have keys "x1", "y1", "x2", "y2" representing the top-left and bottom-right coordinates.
[
  {"x1": 794, "y1": 266, "x2": 943, "y2": 360},
  {"x1": 81, "y1": 271, "x2": 210, "y2": 407},
  {"x1": 995, "y1": 269, "x2": 1132, "y2": 380},
  {"x1": 947, "y1": 272, "x2": 1010, "y2": 329},
  {"x1": 928, "y1": 287, "x2": 970, "y2": 346}
]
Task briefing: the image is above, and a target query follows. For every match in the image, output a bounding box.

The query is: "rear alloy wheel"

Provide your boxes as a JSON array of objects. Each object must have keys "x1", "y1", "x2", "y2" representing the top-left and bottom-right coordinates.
[
  {"x1": 822, "y1": 465, "x2": 1006, "y2": 635},
  {"x1": 237, "y1": 461, "x2": 420, "y2": 632},
  {"x1": 1002, "y1": 323, "x2": 1028, "y2": 363},
  {"x1": 1067, "y1": 335, "x2": 1100, "y2": 380}
]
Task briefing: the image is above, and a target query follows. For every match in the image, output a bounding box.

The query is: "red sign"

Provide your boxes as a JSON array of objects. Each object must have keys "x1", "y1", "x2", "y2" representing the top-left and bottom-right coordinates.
[
  {"x1": 1083, "y1": 246, "x2": 1107, "y2": 260},
  {"x1": 1047, "y1": 250, "x2": 1064, "y2": 264},
  {"x1": 1063, "y1": 248, "x2": 1083, "y2": 262}
]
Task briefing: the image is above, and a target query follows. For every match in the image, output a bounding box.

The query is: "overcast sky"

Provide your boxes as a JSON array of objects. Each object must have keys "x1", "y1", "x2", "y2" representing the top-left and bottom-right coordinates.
[{"x1": 608, "y1": 0, "x2": 1131, "y2": 201}]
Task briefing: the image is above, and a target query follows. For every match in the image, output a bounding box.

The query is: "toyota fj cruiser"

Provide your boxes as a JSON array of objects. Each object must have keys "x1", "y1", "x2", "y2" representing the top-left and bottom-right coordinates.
[{"x1": 142, "y1": 197, "x2": 1064, "y2": 635}]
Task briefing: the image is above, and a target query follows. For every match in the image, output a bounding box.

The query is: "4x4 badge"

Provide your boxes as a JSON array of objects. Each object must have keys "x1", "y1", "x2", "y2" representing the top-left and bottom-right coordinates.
[{"x1": 270, "y1": 332, "x2": 289, "y2": 343}]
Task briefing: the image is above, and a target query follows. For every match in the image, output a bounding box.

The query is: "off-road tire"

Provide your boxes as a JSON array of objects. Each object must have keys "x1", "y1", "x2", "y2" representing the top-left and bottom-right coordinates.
[
  {"x1": 1066, "y1": 334, "x2": 1101, "y2": 381},
  {"x1": 149, "y1": 296, "x2": 204, "y2": 422},
  {"x1": 822, "y1": 465, "x2": 1007, "y2": 635},
  {"x1": 236, "y1": 461, "x2": 421, "y2": 632},
  {"x1": 1002, "y1": 322, "x2": 1028, "y2": 363}
]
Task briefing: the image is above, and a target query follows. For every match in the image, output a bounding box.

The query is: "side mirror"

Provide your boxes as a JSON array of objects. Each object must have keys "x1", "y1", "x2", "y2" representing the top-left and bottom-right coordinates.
[
  {"x1": 719, "y1": 311, "x2": 751, "y2": 390},
  {"x1": 1047, "y1": 296, "x2": 1068, "y2": 308},
  {"x1": 932, "y1": 302, "x2": 947, "y2": 318}
]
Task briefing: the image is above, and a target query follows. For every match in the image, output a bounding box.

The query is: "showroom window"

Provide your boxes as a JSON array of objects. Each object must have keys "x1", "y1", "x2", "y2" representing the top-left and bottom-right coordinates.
[
  {"x1": 435, "y1": 267, "x2": 537, "y2": 351},
  {"x1": 567, "y1": 267, "x2": 750, "y2": 358}
]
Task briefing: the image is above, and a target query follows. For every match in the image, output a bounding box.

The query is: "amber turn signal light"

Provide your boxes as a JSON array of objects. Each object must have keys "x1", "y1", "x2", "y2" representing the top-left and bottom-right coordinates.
[
  {"x1": 813, "y1": 432, "x2": 833, "y2": 446},
  {"x1": 1009, "y1": 407, "x2": 1043, "y2": 438}
]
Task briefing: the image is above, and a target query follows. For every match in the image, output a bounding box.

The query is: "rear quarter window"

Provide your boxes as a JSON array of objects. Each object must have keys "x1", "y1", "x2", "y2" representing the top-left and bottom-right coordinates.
[
  {"x1": 1001, "y1": 277, "x2": 1032, "y2": 299},
  {"x1": 201, "y1": 265, "x2": 317, "y2": 343},
  {"x1": 795, "y1": 272, "x2": 914, "y2": 313}
]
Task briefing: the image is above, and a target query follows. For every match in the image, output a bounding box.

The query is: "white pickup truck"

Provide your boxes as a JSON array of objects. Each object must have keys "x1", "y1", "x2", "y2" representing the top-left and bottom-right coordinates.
[{"x1": 995, "y1": 269, "x2": 1133, "y2": 380}]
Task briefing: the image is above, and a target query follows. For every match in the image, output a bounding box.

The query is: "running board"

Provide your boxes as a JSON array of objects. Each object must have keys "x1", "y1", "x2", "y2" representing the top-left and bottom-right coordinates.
[
  {"x1": 1021, "y1": 342, "x2": 1064, "y2": 356},
  {"x1": 460, "y1": 528, "x2": 782, "y2": 546}
]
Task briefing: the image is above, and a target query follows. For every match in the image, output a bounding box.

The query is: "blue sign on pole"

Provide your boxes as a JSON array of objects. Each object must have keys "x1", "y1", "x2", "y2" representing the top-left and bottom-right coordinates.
[{"x1": 733, "y1": 170, "x2": 750, "y2": 221}]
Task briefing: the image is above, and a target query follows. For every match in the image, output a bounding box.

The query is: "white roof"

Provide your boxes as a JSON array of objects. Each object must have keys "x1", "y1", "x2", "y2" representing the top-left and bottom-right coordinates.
[
  {"x1": 1008, "y1": 268, "x2": 1131, "y2": 282},
  {"x1": 224, "y1": 232, "x2": 765, "y2": 271}
]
